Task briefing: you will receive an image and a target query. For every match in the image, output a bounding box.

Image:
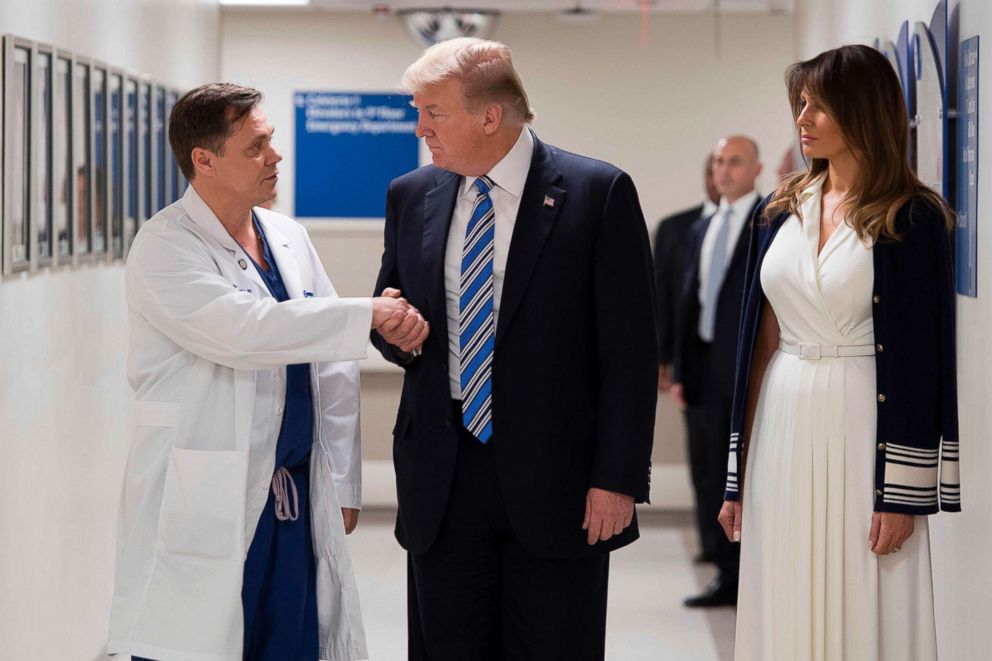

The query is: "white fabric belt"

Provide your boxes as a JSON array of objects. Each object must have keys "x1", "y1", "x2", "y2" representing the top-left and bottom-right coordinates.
[{"x1": 778, "y1": 340, "x2": 876, "y2": 360}]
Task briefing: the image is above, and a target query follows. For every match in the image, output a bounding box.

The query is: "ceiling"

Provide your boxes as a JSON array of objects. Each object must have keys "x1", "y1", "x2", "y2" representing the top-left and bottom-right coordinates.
[{"x1": 221, "y1": 0, "x2": 795, "y2": 14}]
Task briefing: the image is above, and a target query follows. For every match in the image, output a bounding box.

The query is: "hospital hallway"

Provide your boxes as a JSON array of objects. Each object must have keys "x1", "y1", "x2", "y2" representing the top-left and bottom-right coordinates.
[{"x1": 349, "y1": 509, "x2": 737, "y2": 661}]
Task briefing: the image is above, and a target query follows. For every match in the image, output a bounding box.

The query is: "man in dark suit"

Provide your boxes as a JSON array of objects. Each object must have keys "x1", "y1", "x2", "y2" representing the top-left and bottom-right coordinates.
[
  {"x1": 653, "y1": 156, "x2": 719, "y2": 565},
  {"x1": 672, "y1": 135, "x2": 762, "y2": 608},
  {"x1": 654, "y1": 155, "x2": 719, "y2": 391},
  {"x1": 371, "y1": 38, "x2": 657, "y2": 660}
]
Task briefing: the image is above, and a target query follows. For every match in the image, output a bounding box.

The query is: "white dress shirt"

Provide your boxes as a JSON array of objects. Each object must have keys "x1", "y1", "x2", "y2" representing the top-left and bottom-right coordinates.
[
  {"x1": 445, "y1": 127, "x2": 535, "y2": 398},
  {"x1": 702, "y1": 198, "x2": 719, "y2": 219},
  {"x1": 697, "y1": 189, "x2": 759, "y2": 339}
]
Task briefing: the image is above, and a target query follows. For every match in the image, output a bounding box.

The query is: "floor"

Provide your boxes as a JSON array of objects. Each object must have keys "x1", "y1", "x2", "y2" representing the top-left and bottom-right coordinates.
[{"x1": 348, "y1": 509, "x2": 737, "y2": 661}]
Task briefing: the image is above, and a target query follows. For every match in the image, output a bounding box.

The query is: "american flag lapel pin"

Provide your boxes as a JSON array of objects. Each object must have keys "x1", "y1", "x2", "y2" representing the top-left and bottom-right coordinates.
[{"x1": 543, "y1": 195, "x2": 555, "y2": 208}]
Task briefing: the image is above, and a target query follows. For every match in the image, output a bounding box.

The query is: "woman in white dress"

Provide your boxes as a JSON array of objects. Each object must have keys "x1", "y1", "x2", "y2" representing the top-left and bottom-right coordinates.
[{"x1": 717, "y1": 45, "x2": 960, "y2": 661}]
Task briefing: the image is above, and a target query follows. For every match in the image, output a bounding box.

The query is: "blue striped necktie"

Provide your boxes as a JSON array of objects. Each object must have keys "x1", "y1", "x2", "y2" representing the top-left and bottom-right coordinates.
[{"x1": 459, "y1": 176, "x2": 496, "y2": 443}]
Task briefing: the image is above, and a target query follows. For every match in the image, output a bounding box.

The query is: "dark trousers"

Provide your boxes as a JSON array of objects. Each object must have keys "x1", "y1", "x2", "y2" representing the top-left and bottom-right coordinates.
[
  {"x1": 689, "y1": 343, "x2": 740, "y2": 586},
  {"x1": 684, "y1": 405, "x2": 712, "y2": 558},
  {"x1": 407, "y1": 408, "x2": 610, "y2": 661}
]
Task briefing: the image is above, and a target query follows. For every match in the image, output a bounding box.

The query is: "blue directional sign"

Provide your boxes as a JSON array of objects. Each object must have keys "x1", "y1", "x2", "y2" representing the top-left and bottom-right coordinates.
[
  {"x1": 294, "y1": 92, "x2": 419, "y2": 218},
  {"x1": 956, "y1": 36, "x2": 978, "y2": 297}
]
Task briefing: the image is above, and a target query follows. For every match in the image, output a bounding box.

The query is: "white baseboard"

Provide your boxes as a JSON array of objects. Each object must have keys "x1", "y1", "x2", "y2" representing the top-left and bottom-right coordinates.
[{"x1": 361, "y1": 460, "x2": 692, "y2": 511}]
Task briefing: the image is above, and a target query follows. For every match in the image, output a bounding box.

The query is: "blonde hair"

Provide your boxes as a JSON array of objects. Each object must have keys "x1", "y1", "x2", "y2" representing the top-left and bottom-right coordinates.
[
  {"x1": 765, "y1": 45, "x2": 953, "y2": 241},
  {"x1": 402, "y1": 37, "x2": 535, "y2": 123}
]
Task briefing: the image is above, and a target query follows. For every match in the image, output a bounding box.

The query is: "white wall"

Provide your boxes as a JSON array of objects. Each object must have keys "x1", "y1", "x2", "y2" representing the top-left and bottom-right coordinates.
[
  {"x1": 220, "y1": 9, "x2": 798, "y2": 474},
  {"x1": 793, "y1": 0, "x2": 991, "y2": 658},
  {"x1": 0, "y1": 1, "x2": 219, "y2": 659},
  {"x1": 221, "y1": 10, "x2": 796, "y2": 226}
]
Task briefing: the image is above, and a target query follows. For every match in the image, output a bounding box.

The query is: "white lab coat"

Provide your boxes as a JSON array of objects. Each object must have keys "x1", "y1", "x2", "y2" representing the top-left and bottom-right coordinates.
[{"x1": 107, "y1": 186, "x2": 371, "y2": 661}]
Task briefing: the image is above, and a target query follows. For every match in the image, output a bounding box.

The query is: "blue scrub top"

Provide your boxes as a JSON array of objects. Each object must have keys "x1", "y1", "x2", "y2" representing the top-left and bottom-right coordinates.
[{"x1": 241, "y1": 212, "x2": 320, "y2": 660}]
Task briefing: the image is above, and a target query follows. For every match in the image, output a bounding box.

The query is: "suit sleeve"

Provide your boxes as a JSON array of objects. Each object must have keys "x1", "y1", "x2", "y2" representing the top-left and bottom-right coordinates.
[
  {"x1": 654, "y1": 221, "x2": 675, "y2": 365},
  {"x1": 588, "y1": 171, "x2": 658, "y2": 503},
  {"x1": 672, "y1": 223, "x2": 703, "y2": 386},
  {"x1": 370, "y1": 181, "x2": 414, "y2": 366}
]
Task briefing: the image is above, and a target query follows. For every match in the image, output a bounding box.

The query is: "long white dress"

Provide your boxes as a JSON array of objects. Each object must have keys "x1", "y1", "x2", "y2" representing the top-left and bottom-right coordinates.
[{"x1": 734, "y1": 181, "x2": 938, "y2": 661}]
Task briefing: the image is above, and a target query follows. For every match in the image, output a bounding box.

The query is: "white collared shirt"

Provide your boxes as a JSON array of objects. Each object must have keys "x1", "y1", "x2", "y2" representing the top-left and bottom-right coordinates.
[
  {"x1": 444, "y1": 127, "x2": 534, "y2": 398},
  {"x1": 702, "y1": 198, "x2": 719, "y2": 219},
  {"x1": 697, "y1": 189, "x2": 759, "y2": 338}
]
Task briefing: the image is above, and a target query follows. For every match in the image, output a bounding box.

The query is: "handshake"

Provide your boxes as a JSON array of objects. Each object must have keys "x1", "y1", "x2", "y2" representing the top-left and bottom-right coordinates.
[{"x1": 371, "y1": 287, "x2": 430, "y2": 354}]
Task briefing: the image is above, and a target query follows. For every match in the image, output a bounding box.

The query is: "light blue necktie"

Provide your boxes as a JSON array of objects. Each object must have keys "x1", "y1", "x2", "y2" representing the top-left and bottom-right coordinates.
[
  {"x1": 459, "y1": 176, "x2": 496, "y2": 443},
  {"x1": 699, "y1": 208, "x2": 733, "y2": 342}
]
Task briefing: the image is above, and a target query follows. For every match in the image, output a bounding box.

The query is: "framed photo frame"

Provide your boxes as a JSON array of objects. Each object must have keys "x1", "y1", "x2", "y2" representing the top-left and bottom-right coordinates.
[
  {"x1": 139, "y1": 78, "x2": 154, "y2": 224},
  {"x1": 153, "y1": 83, "x2": 166, "y2": 213},
  {"x1": 34, "y1": 43, "x2": 55, "y2": 269},
  {"x1": 124, "y1": 73, "x2": 140, "y2": 256},
  {"x1": 108, "y1": 68, "x2": 124, "y2": 259},
  {"x1": 913, "y1": 22, "x2": 945, "y2": 194},
  {"x1": 90, "y1": 61, "x2": 108, "y2": 257},
  {"x1": 71, "y1": 56, "x2": 93, "y2": 262},
  {"x1": 163, "y1": 86, "x2": 178, "y2": 204},
  {"x1": 3, "y1": 35, "x2": 33, "y2": 275},
  {"x1": 174, "y1": 87, "x2": 187, "y2": 197},
  {"x1": 53, "y1": 52, "x2": 72, "y2": 264}
]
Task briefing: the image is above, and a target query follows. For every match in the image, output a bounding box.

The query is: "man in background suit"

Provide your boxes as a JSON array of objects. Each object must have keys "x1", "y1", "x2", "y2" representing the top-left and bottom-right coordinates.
[
  {"x1": 371, "y1": 38, "x2": 657, "y2": 660},
  {"x1": 654, "y1": 155, "x2": 719, "y2": 392},
  {"x1": 672, "y1": 135, "x2": 762, "y2": 607},
  {"x1": 653, "y1": 156, "x2": 719, "y2": 564}
]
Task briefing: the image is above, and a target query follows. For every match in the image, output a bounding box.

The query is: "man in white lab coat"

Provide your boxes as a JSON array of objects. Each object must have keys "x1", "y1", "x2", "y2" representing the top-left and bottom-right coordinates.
[{"x1": 107, "y1": 84, "x2": 428, "y2": 661}]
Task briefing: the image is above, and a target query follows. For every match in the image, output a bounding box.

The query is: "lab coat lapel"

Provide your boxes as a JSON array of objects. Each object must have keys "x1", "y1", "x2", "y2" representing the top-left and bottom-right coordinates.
[
  {"x1": 180, "y1": 185, "x2": 270, "y2": 294},
  {"x1": 255, "y1": 209, "x2": 304, "y2": 299},
  {"x1": 495, "y1": 136, "x2": 564, "y2": 347},
  {"x1": 421, "y1": 170, "x2": 460, "y2": 356}
]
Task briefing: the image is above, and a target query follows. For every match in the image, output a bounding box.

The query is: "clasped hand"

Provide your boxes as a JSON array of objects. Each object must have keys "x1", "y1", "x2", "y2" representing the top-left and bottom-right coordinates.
[{"x1": 372, "y1": 287, "x2": 429, "y2": 354}]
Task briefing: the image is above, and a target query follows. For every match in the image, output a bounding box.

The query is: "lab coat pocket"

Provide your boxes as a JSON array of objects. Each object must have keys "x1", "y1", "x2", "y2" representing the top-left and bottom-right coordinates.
[{"x1": 157, "y1": 447, "x2": 248, "y2": 560}]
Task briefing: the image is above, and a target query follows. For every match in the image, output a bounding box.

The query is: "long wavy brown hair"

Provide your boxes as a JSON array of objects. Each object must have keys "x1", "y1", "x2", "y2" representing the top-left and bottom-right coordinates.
[{"x1": 765, "y1": 44, "x2": 954, "y2": 241}]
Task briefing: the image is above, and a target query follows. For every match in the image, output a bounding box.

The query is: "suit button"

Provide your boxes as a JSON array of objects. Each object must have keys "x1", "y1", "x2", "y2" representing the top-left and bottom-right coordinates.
[
  {"x1": 877, "y1": 393, "x2": 887, "y2": 403},
  {"x1": 876, "y1": 344, "x2": 884, "y2": 352},
  {"x1": 873, "y1": 294, "x2": 881, "y2": 303},
  {"x1": 445, "y1": 420, "x2": 452, "y2": 429},
  {"x1": 877, "y1": 442, "x2": 886, "y2": 451},
  {"x1": 875, "y1": 489, "x2": 883, "y2": 497}
]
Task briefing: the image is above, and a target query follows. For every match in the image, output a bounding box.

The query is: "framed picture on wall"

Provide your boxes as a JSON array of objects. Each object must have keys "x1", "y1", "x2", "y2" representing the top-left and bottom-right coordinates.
[
  {"x1": 3, "y1": 35, "x2": 33, "y2": 275},
  {"x1": 139, "y1": 78, "x2": 154, "y2": 223},
  {"x1": 90, "y1": 62, "x2": 108, "y2": 256},
  {"x1": 71, "y1": 56, "x2": 92, "y2": 262},
  {"x1": 124, "y1": 73, "x2": 139, "y2": 255},
  {"x1": 163, "y1": 87, "x2": 178, "y2": 204},
  {"x1": 109, "y1": 68, "x2": 124, "y2": 259},
  {"x1": 174, "y1": 87, "x2": 188, "y2": 197},
  {"x1": 34, "y1": 43, "x2": 55, "y2": 269},
  {"x1": 53, "y1": 53, "x2": 72, "y2": 264},
  {"x1": 153, "y1": 84, "x2": 166, "y2": 213}
]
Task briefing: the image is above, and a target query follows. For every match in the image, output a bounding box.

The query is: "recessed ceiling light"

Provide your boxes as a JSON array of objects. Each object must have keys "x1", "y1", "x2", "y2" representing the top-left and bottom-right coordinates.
[{"x1": 219, "y1": 0, "x2": 310, "y2": 7}]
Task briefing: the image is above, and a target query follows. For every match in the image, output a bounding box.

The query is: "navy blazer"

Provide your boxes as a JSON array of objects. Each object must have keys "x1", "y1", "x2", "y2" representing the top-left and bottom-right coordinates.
[
  {"x1": 653, "y1": 204, "x2": 704, "y2": 365},
  {"x1": 673, "y1": 198, "x2": 760, "y2": 407},
  {"x1": 372, "y1": 135, "x2": 658, "y2": 558},
  {"x1": 725, "y1": 193, "x2": 960, "y2": 515}
]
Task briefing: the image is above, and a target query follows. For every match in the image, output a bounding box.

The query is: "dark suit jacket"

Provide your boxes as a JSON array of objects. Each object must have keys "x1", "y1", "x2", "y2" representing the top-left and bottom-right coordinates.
[
  {"x1": 372, "y1": 135, "x2": 658, "y2": 559},
  {"x1": 653, "y1": 204, "x2": 704, "y2": 365},
  {"x1": 673, "y1": 196, "x2": 760, "y2": 408}
]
